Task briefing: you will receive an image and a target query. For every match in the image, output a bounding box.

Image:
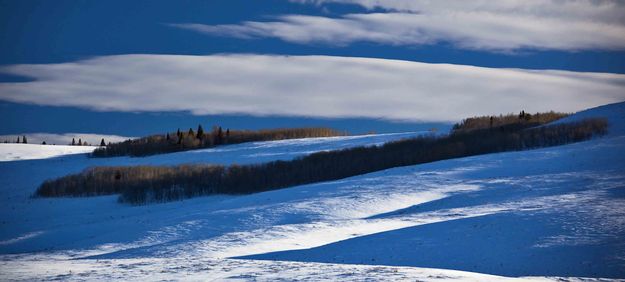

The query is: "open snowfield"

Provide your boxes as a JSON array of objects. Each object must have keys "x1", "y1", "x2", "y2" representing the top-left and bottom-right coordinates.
[
  {"x1": 0, "y1": 144, "x2": 97, "y2": 162},
  {"x1": 0, "y1": 103, "x2": 624, "y2": 281}
]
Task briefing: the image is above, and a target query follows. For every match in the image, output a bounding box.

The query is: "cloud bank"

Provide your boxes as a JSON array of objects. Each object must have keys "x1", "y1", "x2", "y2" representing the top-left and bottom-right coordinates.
[
  {"x1": 173, "y1": 0, "x2": 625, "y2": 51},
  {"x1": 0, "y1": 54, "x2": 624, "y2": 122}
]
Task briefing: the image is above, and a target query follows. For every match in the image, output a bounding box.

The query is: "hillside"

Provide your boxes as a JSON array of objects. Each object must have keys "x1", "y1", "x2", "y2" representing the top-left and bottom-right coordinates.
[
  {"x1": 0, "y1": 102, "x2": 624, "y2": 280},
  {"x1": 0, "y1": 144, "x2": 96, "y2": 162}
]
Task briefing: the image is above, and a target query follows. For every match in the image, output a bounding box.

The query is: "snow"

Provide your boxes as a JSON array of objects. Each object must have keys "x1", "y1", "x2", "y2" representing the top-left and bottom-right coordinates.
[
  {"x1": 0, "y1": 144, "x2": 96, "y2": 162},
  {"x1": 553, "y1": 101, "x2": 625, "y2": 137},
  {"x1": 0, "y1": 133, "x2": 133, "y2": 148},
  {"x1": 0, "y1": 103, "x2": 624, "y2": 280},
  {"x1": 0, "y1": 131, "x2": 423, "y2": 164}
]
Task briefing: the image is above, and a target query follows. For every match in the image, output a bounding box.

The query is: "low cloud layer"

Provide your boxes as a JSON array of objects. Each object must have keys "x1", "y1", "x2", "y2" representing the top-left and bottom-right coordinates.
[
  {"x1": 173, "y1": 0, "x2": 625, "y2": 51},
  {"x1": 0, "y1": 54, "x2": 624, "y2": 122}
]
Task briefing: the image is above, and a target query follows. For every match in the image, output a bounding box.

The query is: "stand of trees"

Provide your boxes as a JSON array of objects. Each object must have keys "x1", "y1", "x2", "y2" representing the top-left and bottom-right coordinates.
[
  {"x1": 3, "y1": 136, "x2": 97, "y2": 146},
  {"x1": 36, "y1": 117, "x2": 607, "y2": 204},
  {"x1": 452, "y1": 111, "x2": 569, "y2": 133},
  {"x1": 11, "y1": 136, "x2": 28, "y2": 144},
  {"x1": 70, "y1": 138, "x2": 91, "y2": 146},
  {"x1": 92, "y1": 127, "x2": 345, "y2": 157}
]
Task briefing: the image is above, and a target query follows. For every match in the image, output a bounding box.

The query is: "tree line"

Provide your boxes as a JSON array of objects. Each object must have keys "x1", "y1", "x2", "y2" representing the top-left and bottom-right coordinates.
[
  {"x1": 2, "y1": 136, "x2": 109, "y2": 146},
  {"x1": 452, "y1": 111, "x2": 569, "y2": 133},
  {"x1": 92, "y1": 126, "x2": 345, "y2": 157},
  {"x1": 35, "y1": 116, "x2": 608, "y2": 204},
  {"x1": 4, "y1": 135, "x2": 29, "y2": 144}
]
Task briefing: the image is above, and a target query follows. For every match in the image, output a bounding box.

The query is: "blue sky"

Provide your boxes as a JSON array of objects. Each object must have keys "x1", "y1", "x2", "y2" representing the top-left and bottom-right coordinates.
[{"x1": 1, "y1": 0, "x2": 625, "y2": 135}]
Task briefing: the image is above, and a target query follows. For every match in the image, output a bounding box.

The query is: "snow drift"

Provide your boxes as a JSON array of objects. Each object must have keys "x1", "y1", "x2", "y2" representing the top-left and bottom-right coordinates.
[{"x1": 0, "y1": 102, "x2": 624, "y2": 280}]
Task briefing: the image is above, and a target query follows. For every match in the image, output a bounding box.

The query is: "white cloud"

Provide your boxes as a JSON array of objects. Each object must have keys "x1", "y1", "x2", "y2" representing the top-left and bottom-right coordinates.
[
  {"x1": 0, "y1": 54, "x2": 624, "y2": 122},
  {"x1": 173, "y1": 0, "x2": 625, "y2": 51},
  {"x1": 0, "y1": 133, "x2": 134, "y2": 146}
]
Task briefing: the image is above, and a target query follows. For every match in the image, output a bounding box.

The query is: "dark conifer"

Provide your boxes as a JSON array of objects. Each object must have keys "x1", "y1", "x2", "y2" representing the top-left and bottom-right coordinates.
[
  {"x1": 197, "y1": 125, "x2": 204, "y2": 139},
  {"x1": 22, "y1": 135, "x2": 27, "y2": 144},
  {"x1": 188, "y1": 128, "x2": 194, "y2": 136},
  {"x1": 166, "y1": 133, "x2": 170, "y2": 141},
  {"x1": 100, "y1": 138, "x2": 106, "y2": 147},
  {"x1": 78, "y1": 138, "x2": 82, "y2": 146},
  {"x1": 16, "y1": 136, "x2": 20, "y2": 143},
  {"x1": 72, "y1": 138, "x2": 76, "y2": 146},
  {"x1": 217, "y1": 126, "x2": 224, "y2": 144}
]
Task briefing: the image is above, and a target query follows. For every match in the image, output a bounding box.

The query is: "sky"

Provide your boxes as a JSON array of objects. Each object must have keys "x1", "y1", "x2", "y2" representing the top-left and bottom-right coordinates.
[{"x1": 1, "y1": 0, "x2": 625, "y2": 136}]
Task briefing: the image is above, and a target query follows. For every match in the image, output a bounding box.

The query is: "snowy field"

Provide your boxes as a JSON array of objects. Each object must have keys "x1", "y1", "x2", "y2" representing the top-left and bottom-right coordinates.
[
  {"x1": 0, "y1": 103, "x2": 624, "y2": 281},
  {"x1": 0, "y1": 144, "x2": 97, "y2": 162}
]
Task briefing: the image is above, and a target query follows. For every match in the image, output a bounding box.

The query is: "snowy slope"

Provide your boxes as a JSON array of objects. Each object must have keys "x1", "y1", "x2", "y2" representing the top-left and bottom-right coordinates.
[
  {"x1": 0, "y1": 144, "x2": 97, "y2": 162},
  {"x1": 0, "y1": 132, "x2": 429, "y2": 257},
  {"x1": 553, "y1": 101, "x2": 625, "y2": 137},
  {"x1": 0, "y1": 133, "x2": 133, "y2": 150},
  {"x1": 0, "y1": 131, "x2": 422, "y2": 164},
  {"x1": 0, "y1": 103, "x2": 624, "y2": 281}
]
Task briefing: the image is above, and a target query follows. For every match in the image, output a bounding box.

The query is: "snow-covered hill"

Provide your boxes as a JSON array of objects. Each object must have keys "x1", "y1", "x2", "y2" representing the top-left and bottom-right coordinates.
[
  {"x1": 0, "y1": 144, "x2": 96, "y2": 162},
  {"x1": 1, "y1": 103, "x2": 624, "y2": 281}
]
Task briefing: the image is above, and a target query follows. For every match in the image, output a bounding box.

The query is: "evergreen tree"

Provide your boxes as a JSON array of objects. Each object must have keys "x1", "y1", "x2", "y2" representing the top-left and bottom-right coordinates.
[
  {"x1": 78, "y1": 138, "x2": 82, "y2": 146},
  {"x1": 188, "y1": 128, "x2": 194, "y2": 136},
  {"x1": 16, "y1": 136, "x2": 20, "y2": 143},
  {"x1": 22, "y1": 135, "x2": 27, "y2": 144},
  {"x1": 72, "y1": 138, "x2": 76, "y2": 146},
  {"x1": 196, "y1": 125, "x2": 204, "y2": 139},
  {"x1": 176, "y1": 128, "x2": 181, "y2": 137},
  {"x1": 524, "y1": 113, "x2": 532, "y2": 121},
  {"x1": 216, "y1": 126, "x2": 224, "y2": 145},
  {"x1": 166, "y1": 133, "x2": 170, "y2": 141},
  {"x1": 100, "y1": 138, "x2": 106, "y2": 147}
]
